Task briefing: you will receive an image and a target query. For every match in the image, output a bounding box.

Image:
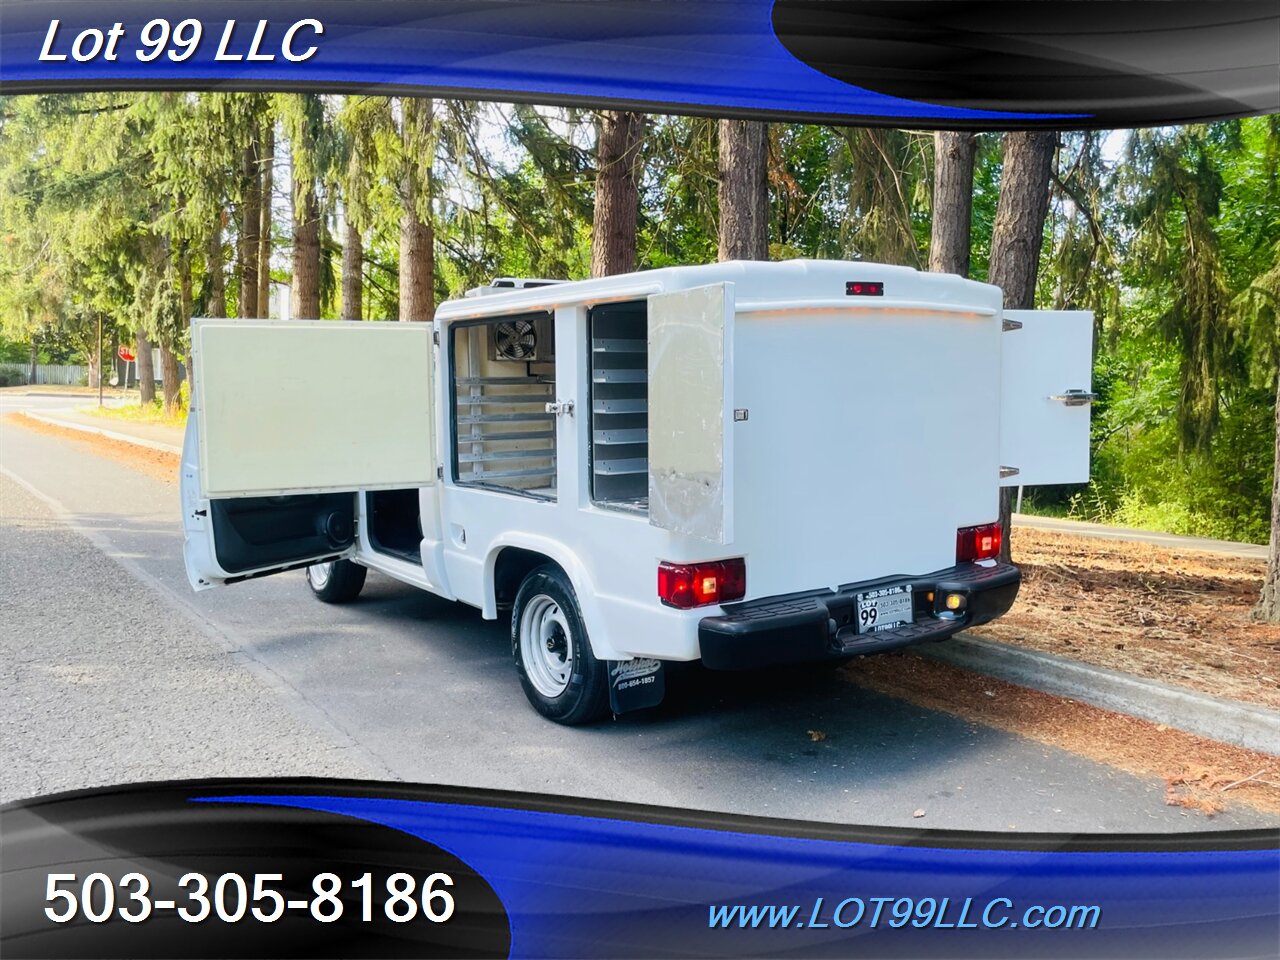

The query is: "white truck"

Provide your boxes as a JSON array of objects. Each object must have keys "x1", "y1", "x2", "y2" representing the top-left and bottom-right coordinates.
[{"x1": 180, "y1": 260, "x2": 1093, "y2": 724}]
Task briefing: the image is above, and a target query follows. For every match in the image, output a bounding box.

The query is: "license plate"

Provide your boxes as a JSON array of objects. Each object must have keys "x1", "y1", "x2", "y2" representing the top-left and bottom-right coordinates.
[{"x1": 856, "y1": 584, "x2": 913, "y2": 634}]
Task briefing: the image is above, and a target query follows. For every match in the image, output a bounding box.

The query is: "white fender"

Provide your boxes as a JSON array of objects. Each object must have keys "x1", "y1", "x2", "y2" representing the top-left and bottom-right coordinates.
[{"x1": 482, "y1": 533, "x2": 624, "y2": 662}]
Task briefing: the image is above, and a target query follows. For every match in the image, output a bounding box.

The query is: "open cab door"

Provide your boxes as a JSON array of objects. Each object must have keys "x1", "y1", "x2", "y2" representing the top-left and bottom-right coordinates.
[
  {"x1": 999, "y1": 310, "x2": 1094, "y2": 487},
  {"x1": 181, "y1": 319, "x2": 435, "y2": 590},
  {"x1": 647, "y1": 282, "x2": 735, "y2": 544}
]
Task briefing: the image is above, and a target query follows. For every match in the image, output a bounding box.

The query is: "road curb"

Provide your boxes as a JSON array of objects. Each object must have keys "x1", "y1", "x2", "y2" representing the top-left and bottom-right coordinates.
[
  {"x1": 16, "y1": 411, "x2": 183, "y2": 456},
  {"x1": 921, "y1": 635, "x2": 1280, "y2": 755},
  {"x1": 1012, "y1": 513, "x2": 1268, "y2": 560}
]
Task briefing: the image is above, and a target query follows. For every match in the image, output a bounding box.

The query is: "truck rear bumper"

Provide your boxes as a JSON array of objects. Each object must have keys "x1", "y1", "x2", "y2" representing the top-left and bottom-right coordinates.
[{"x1": 698, "y1": 561, "x2": 1020, "y2": 671}]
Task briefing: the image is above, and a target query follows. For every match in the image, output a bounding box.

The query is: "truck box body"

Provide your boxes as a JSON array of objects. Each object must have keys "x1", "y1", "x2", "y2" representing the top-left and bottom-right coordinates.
[
  {"x1": 730, "y1": 272, "x2": 1002, "y2": 596},
  {"x1": 180, "y1": 260, "x2": 1092, "y2": 720}
]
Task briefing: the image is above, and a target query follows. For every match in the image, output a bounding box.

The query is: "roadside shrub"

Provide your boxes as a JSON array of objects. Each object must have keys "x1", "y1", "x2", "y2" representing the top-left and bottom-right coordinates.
[{"x1": 1058, "y1": 391, "x2": 1275, "y2": 544}]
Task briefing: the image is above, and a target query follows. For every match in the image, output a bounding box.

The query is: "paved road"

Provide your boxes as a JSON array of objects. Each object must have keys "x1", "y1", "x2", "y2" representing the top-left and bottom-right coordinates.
[
  {"x1": 0, "y1": 390, "x2": 130, "y2": 412},
  {"x1": 2, "y1": 409, "x2": 1274, "y2": 831}
]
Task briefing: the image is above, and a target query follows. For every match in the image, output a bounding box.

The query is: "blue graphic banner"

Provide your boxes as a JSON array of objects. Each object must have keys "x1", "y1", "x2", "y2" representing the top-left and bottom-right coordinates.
[
  {"x1": 204, "y1": 792, "x2": 1280, "y2": 958},
  {"x1": 3, "y1": 1, "x2": 1277, "y2": 127},
  {"x1": 3, "y1": 780, "x2": 1276, "y2": 958}
]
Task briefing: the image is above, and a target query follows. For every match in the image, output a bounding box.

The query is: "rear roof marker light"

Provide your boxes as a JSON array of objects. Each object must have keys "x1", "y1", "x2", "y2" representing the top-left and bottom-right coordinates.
[{"x1": 845, "y1": 281, "x2": 884, "y2": 296}]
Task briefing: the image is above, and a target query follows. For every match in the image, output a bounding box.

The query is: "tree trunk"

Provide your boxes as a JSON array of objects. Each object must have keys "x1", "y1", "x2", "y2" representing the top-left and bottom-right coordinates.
[
  {"x1": 342, "y1": 217, "x2": 364, "y2": 321},
  {"x1": 179, "y1": 243, "x2": 194, "y2": 388},
  {"x1": 87, "y1": 330, "x2": 101, "y2": 389},
  {"x1": 1255, "y1": 374, "x2": 1280, "y2": 621},
  {"x1": 136, "y1": 332, "x2": 155, "y2": 404},
  {"x1": 988, "y1": 132, "x2": 1057, "y2": 308},
  {"x1": 238, "y1": 137, "x2": 261, "y2": 319},
  {"x1": 291, "y1": 187, "x2": 321, "y2": 320},
  {"x1": 988, "y1": 130, "x2": 1058, "y2": 561},
  {"x1": 399, "y1": 97, "x2": 435, "y2": 322},
  {"x1": 28, "y1": 334, "x2": 37, "y2": 386},
  {"x1": 717, "y1": 119, "x2": 769, "y2": 261},
  {"x1": 160, "y1": 344, "x2": 181, "y2": 416},
  {"x1": 591, "y1": 110, "x2": 644, "y2": 278},
  {"x1": 257, "y1": 121, "x2": 274, "y2": 317},
  {"x1": 207, "y1": 216, "x2": 226, "y2": 318},
  {"x1": 929, "y1": 131, "x2": 977, "y2": 276},
  {"x1": 290, "y1": 98, "x2": 322, "y2": 321}
]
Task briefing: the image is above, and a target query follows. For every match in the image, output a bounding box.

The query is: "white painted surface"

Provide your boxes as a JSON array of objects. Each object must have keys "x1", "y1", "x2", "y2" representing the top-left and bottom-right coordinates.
[
  {"x1": 999, "y1": 310, "x2": 1094, "y2": 487},
  {"x1": 191, "y1": 319, "x2": 435, "y2": 498},
  {"x1": 731, "y1": 300, "x2": 1002, "y2": 592}
]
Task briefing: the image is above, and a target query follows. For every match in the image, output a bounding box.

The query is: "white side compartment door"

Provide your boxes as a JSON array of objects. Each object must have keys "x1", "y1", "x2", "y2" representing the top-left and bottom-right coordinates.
[
  {"x1": 647, "y1": 282, "x2": 735, "y2": 544},
  {"x1": 182, "y1": 319, "x2": 435, "y2": 590},
  {"x1": 999, "y1": 310, "x2": 1094, "y2": 487}
]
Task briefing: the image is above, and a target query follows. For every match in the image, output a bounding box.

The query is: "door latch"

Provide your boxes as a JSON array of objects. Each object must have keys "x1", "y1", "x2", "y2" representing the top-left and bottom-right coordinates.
[
  {"x1": 545, "y1": 400, "x2": 575, "y2": 417},
  {"x1": 1048, "y1": 389, "x2": 1098, "y2": 406}
]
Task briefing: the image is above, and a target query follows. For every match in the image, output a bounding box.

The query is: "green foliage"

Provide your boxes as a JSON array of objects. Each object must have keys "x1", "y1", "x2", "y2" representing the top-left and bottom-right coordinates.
[
  {"x1": 1017, "y1": 117, "x2": 1279, "y2": 543},
  {"x1": 1062, "y1": 390, "x2": 1274, "y2": 544},
  {"x1": 0, "y1": 335, "x2": 29, "y2": 363}
]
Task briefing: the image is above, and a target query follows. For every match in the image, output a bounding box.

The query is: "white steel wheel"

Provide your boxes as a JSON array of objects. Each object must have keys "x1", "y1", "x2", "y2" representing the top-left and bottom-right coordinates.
[
  {"x1": 510, "y1": 565, "x2": 609, "y2": 724},
  {"x1": 518, "y1": 594, "x2": 575, "y2": 698},
  {"x1": 306, "y1": 562, "x2": 333, "y2": 591}
]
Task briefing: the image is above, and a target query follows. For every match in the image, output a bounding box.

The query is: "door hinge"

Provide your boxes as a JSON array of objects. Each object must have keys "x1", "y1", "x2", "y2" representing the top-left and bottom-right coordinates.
[
  {"x1": 999, "y1": 465, "x2": 1020, "y2": 479},
  {"x1": 437, "y1": 465, "x2": 444, "y2": 480},
  {"x1": 545, "y1": 400, "x2": 575, "y2": 417},
  {"x1": 432, "y1": 329, "x2": 440, "y2": 345},
  {"x1": 1002, "y1": 318, "x2": 1023, "y2": 332},
  {"x1": 1049, "y1": 389, "x2": 1097, "y2": 406}
]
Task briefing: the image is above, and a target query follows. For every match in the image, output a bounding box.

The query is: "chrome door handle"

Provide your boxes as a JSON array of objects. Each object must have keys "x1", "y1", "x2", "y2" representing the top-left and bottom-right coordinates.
[
  {"x1": 1048, "y1": 389, "x2": 1097, "y2": 406},
  {"x1": 545, "y1": 400, "x2": 575, "y2": 417}
]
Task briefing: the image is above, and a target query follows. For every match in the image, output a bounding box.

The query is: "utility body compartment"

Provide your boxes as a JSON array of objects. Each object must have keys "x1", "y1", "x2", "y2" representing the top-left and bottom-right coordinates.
[{"x1": 180, "y1": 260, "x2": 1093, "y2": 718}]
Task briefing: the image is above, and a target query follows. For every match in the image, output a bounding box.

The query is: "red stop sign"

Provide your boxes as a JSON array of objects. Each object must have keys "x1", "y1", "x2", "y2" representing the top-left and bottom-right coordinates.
[{"x1": 117, "y1": 345, "x2": 136, "y2": 362}]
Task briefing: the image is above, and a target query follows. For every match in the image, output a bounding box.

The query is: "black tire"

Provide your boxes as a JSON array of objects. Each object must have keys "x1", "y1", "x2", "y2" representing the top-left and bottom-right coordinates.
[
  {"x1": 305, "y1": 559, "x2": 367, "y2": 604},
  {"x1": 511, "y1": 565, "x2": 610, "y2": 725}
]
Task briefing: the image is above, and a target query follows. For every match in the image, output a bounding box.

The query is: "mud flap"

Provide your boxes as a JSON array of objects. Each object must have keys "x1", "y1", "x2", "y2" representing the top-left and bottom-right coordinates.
[{"x1": 608, "y1": 658, "x2": 665, "y2": 714}]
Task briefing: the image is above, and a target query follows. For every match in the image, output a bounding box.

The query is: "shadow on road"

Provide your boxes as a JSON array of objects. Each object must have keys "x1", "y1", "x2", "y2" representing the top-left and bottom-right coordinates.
[{"x1": 313, "y1": 573, "x2": 996, "y2": 788}]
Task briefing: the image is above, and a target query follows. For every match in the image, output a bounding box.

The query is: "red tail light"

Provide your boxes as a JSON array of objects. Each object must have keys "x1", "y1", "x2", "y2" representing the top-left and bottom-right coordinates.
[
  {"x1": 957, "y1": 522, "x2": 1002, "y2": 563},
  {"x1": 658, "y1": 559, "x2": 746, "y2": 609}
]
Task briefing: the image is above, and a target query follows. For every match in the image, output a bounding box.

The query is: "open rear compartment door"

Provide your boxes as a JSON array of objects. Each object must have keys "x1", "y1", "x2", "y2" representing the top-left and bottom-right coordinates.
[
  {"x1": 182, "y1": 319, "x2": 435, "y2": 589},
  {"x1": 647, "y1": 282, "x2": 734, "y2": 544},
  {"x1": 999, "y1": 310, "x2": 1094, "y2": 487}
]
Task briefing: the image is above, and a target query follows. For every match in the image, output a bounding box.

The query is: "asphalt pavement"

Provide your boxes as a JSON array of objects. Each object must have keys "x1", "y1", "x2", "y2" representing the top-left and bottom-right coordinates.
[{"x1": 2, "y1": 397, "x2": 1274, "y2": 831}]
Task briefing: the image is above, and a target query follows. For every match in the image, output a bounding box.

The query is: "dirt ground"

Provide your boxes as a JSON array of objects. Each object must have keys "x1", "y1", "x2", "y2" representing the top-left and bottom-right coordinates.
[
  {"x1": 969, "y1": 528, "x2": 1280, "y2": 711},
  {"x1": 852, "y1": 654, "x2": 1280, "y2": 818}
]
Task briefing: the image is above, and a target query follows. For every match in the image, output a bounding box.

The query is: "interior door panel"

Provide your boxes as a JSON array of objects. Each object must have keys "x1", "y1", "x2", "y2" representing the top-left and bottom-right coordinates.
[{"x1": 209, "y1": 493, "x2": 356, "y2": 575}]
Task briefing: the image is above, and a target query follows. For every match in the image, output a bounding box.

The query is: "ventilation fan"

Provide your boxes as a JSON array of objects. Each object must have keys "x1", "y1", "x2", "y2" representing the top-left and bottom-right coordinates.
[{"x1": 492, "y1": 319, "x2": 539, "y2": 361}]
